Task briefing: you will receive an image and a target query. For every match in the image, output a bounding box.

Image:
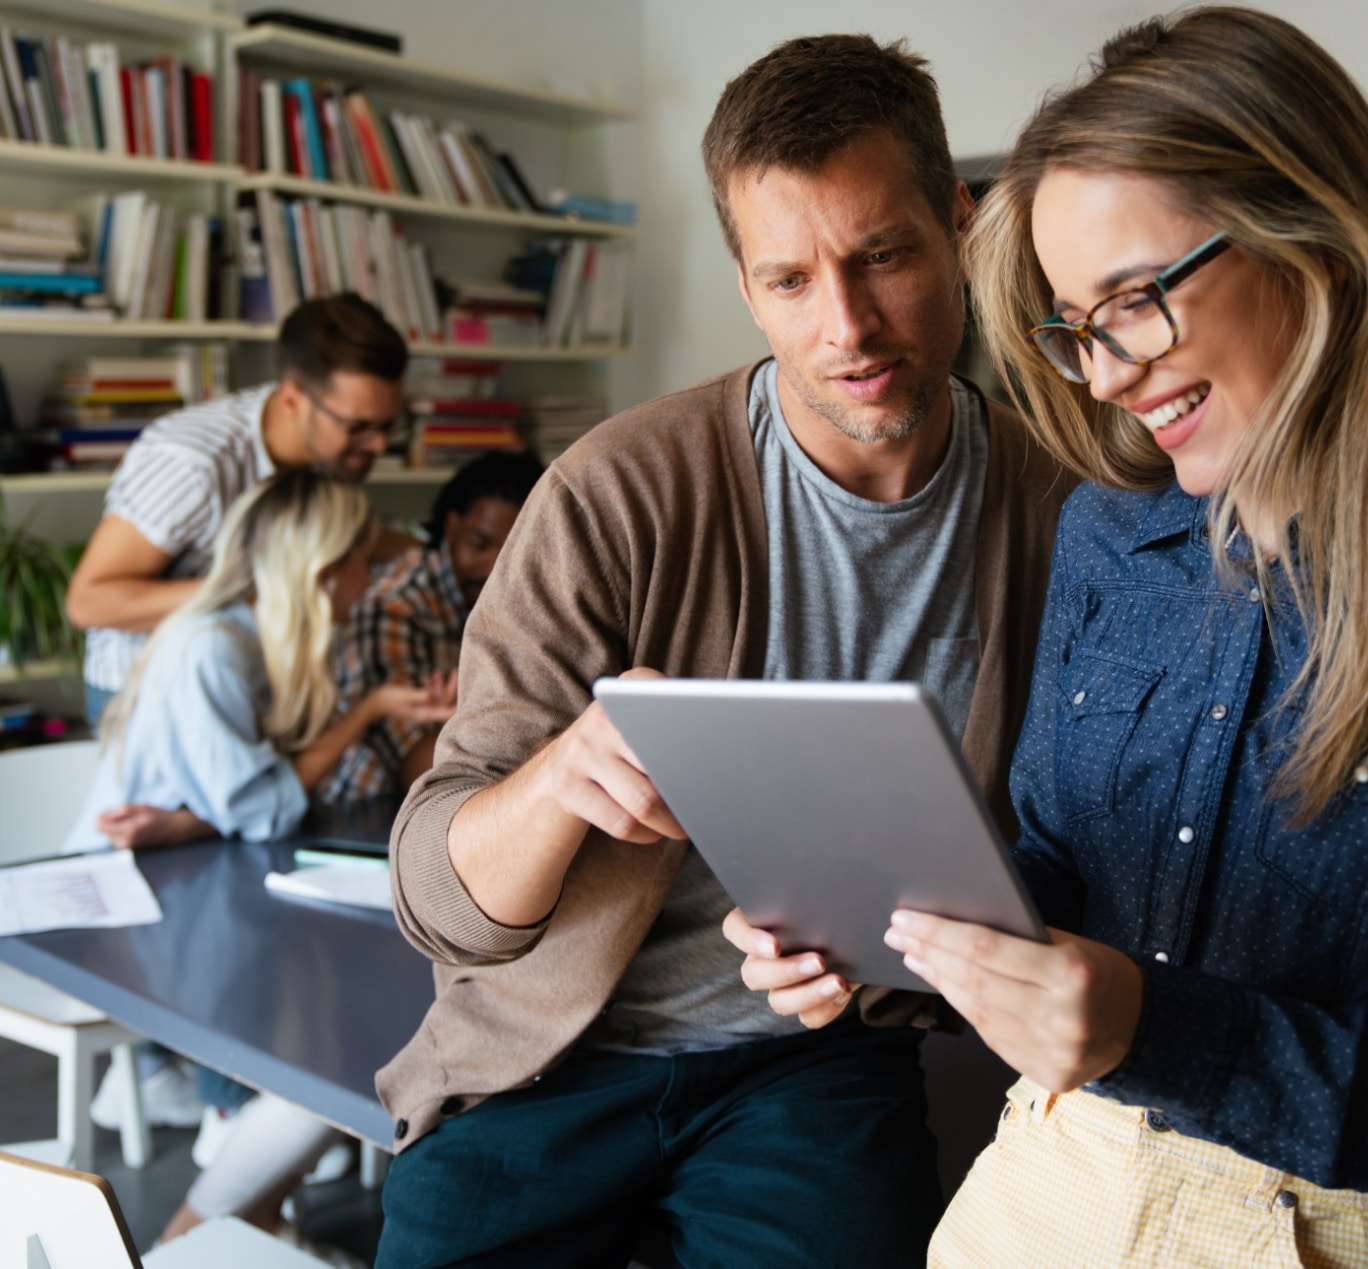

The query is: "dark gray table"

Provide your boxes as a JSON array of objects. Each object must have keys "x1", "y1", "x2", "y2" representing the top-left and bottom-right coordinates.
[{"x1": 0, "y1": 833, "x2": 434, "y2": 1147}]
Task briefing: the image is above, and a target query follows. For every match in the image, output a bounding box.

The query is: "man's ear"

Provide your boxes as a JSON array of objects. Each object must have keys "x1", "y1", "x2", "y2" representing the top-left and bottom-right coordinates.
[
  {"x1": 952, "y1": 179, "x2": 975, "y2": 236},
  {"x1": 736, "y1": 260, "x2": 762, "y2": 330}
]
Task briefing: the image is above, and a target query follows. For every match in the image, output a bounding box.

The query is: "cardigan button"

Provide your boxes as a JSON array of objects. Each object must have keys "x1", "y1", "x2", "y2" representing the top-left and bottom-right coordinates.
[
  {"x1": 1275, "y1": 1189, "x2": 1298, "y2": 1209},
  {"x1": 440, "y1": 1096, "x2": 463, "y2": 1116},
  {"x1": 1145, "y1": 1110, "x2": 1171, "y2": 1132},
  {"x1": 394, "y1": 1118, "x2": 409, "y2": 1140}
]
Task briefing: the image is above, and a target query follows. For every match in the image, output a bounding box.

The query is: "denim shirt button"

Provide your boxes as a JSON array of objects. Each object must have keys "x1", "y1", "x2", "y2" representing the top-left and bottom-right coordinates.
[
  {"x1": 1248, "y1": 586, "x2": 1262, "y2": 602},
  {"x1": 1210, "y1": 703, "x2": 1228, "y2": 721},
  {"x1": 1073, "y1": 690, "x2": 1087, "y2": 705},
  {"x1": 1178, "y1": 825, "x2": 1195, "y2": 844},
  {"x1": 1355, "y1": 766, "x2": 1368, "y2": 785},
  {"x1": 1154, "y1": 950, "x2": 1170, "y2": 962}
]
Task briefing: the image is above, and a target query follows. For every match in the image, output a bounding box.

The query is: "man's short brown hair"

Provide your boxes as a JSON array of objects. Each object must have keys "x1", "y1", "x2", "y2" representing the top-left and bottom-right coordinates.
[
  {"x1": 702, "y1": 34, "x2": 957, "y2": 261},
  {"x1": 277, "y1": 292, "x2": 408, "y2": 390}
]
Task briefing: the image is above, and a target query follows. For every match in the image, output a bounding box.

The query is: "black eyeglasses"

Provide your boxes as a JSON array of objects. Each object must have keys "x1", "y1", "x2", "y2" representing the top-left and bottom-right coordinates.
[
  {"x1": 1029, "y1": 231, "x2": 1231, "y2": 384},
  {"x1": 301, "y1": 386, "x2": 409, "y2": 442}
]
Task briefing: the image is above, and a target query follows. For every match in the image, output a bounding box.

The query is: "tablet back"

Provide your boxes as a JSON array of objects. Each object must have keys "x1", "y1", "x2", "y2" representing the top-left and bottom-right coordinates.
[{"x1": 594, "y1": 678, "x2": 1044, "y2": 989}]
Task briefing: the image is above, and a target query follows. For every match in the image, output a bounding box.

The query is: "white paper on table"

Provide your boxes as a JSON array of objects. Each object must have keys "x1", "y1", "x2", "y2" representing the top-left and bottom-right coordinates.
[
  {"x1": 264, "y1": 863, "x2": 392, "y2": 912},
  {"x1": 0, "y1": 850, "x2": 164, "y2": 936}
]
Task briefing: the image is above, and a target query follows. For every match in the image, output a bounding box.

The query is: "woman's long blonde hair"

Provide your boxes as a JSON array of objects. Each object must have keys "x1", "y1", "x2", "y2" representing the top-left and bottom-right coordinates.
[
  {"x1": 104, "y1": 469, "x2": 374, "y2": 753},
  {"x1": 967, "y1": 6, "x2": 1368, "y2": 822}
]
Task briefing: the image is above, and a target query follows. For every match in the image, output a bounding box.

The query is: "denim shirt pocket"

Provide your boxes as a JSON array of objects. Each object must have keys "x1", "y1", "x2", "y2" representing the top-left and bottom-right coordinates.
[{"x1": 1056, "y1": 651, "x2": 1165, "y2": 826}]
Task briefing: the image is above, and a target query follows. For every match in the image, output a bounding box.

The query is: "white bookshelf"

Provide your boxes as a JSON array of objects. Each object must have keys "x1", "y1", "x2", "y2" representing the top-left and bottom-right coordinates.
[
  {"x1": 0, "y1": 0, "x2": 238, "y2": 38},
  {"x1": 237, "y1": 172, "x2": 636, "y2": 238},
  {"x1": 0, "y1": 138, "x2": 241, "y2": 182},
  {"x1": 231, "y1": 24, "x2": 636, "y2": 124}
]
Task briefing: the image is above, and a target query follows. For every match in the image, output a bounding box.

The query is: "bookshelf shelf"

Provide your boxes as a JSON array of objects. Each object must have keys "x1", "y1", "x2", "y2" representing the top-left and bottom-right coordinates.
[
  {"x1": 237, "y1": 172, "x2": 636, "y2": 238},
  {"x1": 231, "y1": 323, "x2": 629, "y2": 361},
  {"x1": 0, "y1": 139, "x2": 241, "y2": 183},
  {"x1": 1, "y1": 0, "x2": 240, "y2": 38},
  {"x1": 232, "y1": 25, "x2": 637, "y2": 124},
  {"x1": 0, "y1": 317, "x2": 257, "y2": 339},
  {"x1": 1, "y1": 466, "x2": 460, "y2": 497}
]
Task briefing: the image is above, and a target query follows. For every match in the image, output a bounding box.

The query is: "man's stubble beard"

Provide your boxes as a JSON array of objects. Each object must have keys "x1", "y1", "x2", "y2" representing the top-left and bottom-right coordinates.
[{"x1": 782, "y1": 362, "x2": 942, "y2": 446}]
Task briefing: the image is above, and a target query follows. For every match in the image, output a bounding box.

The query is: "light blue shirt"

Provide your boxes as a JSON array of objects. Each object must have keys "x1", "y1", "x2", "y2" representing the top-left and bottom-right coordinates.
[{"x1": 65, "y1": 601, "x2": 308, "y2": 853}]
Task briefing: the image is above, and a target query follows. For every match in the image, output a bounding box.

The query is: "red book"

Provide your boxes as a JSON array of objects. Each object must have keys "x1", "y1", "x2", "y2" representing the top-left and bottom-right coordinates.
[
  {"x1": 118, "y1": 66, "x2": 137, "y2": 155},
  {"x1": 343, "y1": 91, "x2": 394, "y2": 191},
  {"x1": 132, "y1": 66, "x2": 153, "y2": 157},
  {"x1": 190, "y1": 71, "x2": 213, "y2": 162},
  {"x1": 282, "y1": 91, "x2": 304, "y2": 175}
]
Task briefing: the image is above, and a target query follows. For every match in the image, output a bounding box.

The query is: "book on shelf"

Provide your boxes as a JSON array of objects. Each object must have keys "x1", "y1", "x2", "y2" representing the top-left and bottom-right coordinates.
[
  {"x1": 241, "y1": 188, "x2": 441, "y2": 340},
  {"x1": 94, "y1": 192, "x2": 214, "y2": 320},
  {"x1": 0, "y1": 30, "x2": 216, "y2": 161},
  {"x1": 241, "y1": 74, "x2": 547, "y2": 218},
  {"x1": 405, "y1": 356, "x2": 500, "y2": 402},
  {"x1": 505, "y1": 238, "x2": 632, "y2": 350}
]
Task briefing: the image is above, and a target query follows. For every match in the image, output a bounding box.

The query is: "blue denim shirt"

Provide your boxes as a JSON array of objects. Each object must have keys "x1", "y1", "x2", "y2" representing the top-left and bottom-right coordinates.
[{"x1": 1010, "y1": 480, "x2": 1368, "y2": 1191}]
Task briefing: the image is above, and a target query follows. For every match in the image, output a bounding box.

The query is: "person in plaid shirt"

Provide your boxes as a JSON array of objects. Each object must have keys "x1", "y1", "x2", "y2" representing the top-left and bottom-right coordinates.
[{"x1": 319, "y1": 450, "x2": 545, "y2": 804}]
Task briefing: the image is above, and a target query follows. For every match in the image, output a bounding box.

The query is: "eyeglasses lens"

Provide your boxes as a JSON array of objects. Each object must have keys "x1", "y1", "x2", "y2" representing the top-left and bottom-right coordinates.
[{"x1": 1037, "y1": 290, "x2": 1177, "y2": 383}]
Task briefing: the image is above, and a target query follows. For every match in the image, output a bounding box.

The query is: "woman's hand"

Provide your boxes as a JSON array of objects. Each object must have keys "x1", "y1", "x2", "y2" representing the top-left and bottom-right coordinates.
[
  {"x1": 884, "y1": 911, "x2": 1144, "y2": 1091},
  {"x1": 367, "y1": 669, "x2": 460, "y2": 727},
  {"x1": 96, "y1": 804, "x2": 217, "y2": 850},
  {"x1": 722, "y1": 907, "x2": 857, "y2": 1029}
]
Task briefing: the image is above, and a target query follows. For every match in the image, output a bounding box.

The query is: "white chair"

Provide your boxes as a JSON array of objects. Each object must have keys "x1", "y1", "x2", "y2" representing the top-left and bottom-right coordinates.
[
  {"x1": 0, "y1": 740, "x2": 151, "y2": 1172},
  {"x1": 0, "y1": 1150, "x2": 329, "y2": 1268}
]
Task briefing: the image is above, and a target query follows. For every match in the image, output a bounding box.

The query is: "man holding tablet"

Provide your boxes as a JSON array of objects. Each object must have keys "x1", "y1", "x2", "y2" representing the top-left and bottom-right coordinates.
[{"x1": 379, "y1": 34, "x2": 1068, "y2": 1269}]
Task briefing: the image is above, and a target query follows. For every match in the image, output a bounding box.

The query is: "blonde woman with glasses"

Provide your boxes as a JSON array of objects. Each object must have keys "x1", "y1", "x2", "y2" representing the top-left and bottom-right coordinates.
[
  {"x1": 66, "y1": 467, "x2": 455, "y2": 853},
  {"x1": 876, "y1": 7, "x2": 1368, "y2": 1265}
]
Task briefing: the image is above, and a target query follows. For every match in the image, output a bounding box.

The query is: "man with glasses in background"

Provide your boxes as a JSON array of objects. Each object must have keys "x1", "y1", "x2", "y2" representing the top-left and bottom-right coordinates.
[
  {"x1": 68, "y1": 291, "x2": 413, "y2": 725},
  {"x1": 66, "y1": 291, "x2": 413, "y2": 1135}
]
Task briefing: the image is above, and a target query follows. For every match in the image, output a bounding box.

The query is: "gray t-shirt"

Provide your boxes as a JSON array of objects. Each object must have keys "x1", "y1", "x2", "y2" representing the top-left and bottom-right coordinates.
[{"x1": 580, "y1": 362, "x2": 987, "y2": 1054}]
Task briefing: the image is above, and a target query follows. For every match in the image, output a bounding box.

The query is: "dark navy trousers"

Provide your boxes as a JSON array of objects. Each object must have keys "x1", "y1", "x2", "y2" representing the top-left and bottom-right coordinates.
[{"x1": 376, "y1": 1019, "x2": 940, "y2": 1269}]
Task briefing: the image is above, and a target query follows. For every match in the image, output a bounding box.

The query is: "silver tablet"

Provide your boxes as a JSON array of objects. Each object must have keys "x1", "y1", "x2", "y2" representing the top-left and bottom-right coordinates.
[{"x1": 593, "y1": 678, "x2": 1046, "y2": 990}]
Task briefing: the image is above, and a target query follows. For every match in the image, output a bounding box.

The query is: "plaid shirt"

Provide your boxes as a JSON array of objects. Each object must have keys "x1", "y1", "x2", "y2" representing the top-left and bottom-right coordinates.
[{"x1": 318, "y1": 547, "x2": 467, "y2": 804}]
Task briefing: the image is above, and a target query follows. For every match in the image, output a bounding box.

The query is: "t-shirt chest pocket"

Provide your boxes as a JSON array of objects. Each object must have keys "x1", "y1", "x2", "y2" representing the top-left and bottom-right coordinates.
[{"x1": 1056, "y1": 652, "x2": 1164, "y2": 825}]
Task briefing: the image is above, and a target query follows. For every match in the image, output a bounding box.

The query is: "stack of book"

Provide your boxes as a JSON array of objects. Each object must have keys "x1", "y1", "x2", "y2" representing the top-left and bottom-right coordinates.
[
  {"x1": 90, "y1": 191, "x2": 219, "y2": 321},
  {"x1": 37, "y1": 353, "x2": 211, "y2": 467},
  {"x1": 445, "y1": 279, "x2": 544, "y2": 347},
  {"x1": 237, "y1": 72, "x2": 541, "y2": 213},
  {"x1": 237, "y1": 188, "x2": 440, "y2": 339},
  {"x1": 0, "y1": 204, "x2": 108, "y2": 319},
  {"x1": 0, "y1": 28, "x2": 215, "y2": 160},
  {"x1": 404, "y1": 357, "x2": 520, "y2": 466},
  {"x1": 520, "y1": 394, "x2": 607, "y2": 457},
  {"x1": 506, "y1": 238, "x2": 632, "y2": 349}
]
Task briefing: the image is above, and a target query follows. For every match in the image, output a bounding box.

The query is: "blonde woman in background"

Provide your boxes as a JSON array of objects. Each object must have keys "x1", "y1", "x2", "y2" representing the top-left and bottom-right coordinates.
[{"x1": 67, "y1": 467, "x2": 455, "y2": 852}]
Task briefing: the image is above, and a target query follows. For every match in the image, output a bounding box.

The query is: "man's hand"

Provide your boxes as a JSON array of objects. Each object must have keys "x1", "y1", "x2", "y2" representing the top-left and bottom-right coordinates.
[
  {"x1": 446, "y1": 667, "x2": 687, "y2": 929},
  {"x1": 722, "y1": 907, "x2": 856, "y2": 1029},
  {"x1": 884, "y1": 911, "x2": 1144, "y2": 1091},
  {"x1": 531, "y1": 668, "x2": 687, "y2": 846},
  {"x1": 96, "y1": 804, "x2": 217, "y2": 850}
]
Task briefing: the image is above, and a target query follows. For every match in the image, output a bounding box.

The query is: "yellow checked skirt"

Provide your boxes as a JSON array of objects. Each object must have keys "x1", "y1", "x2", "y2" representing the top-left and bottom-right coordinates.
[{"x1": 930, "y1": 1077, "x2": 1368, "y2": 1268}]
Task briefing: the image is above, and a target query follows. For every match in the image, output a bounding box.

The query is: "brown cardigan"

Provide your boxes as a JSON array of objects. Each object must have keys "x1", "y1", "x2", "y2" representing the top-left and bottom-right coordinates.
[{"x1": 379, "y1": 363, "x2": 1070, "y2": 1150}]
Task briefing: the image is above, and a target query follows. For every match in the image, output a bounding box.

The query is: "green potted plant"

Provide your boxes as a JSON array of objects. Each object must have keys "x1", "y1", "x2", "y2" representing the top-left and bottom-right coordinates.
[{"x1": 0, "y1": 490, "x2": 83, "y2": 672}]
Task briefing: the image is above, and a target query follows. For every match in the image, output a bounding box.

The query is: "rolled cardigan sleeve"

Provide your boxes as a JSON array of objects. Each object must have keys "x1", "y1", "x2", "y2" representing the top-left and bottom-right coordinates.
[
  {"x1": 165, "y1": 624, "x2": 308, "y2": 841},
  {"x1": 390, "y1": 466, "x2": 629, "y2": 966}
]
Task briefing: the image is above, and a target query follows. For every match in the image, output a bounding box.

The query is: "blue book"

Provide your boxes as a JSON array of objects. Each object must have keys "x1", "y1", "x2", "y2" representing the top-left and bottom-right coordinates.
[
  {"x1": 286, "y1": 78, "x2": 327, "y2": 181},
  {"x1": 0, "y1": 271, "x2": 102, "y2": 293}
]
